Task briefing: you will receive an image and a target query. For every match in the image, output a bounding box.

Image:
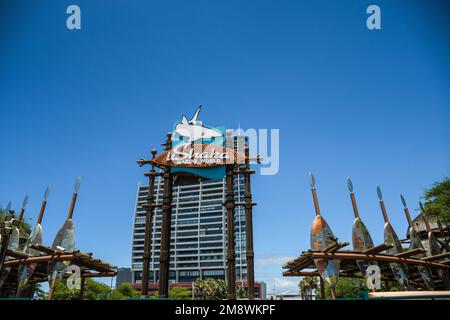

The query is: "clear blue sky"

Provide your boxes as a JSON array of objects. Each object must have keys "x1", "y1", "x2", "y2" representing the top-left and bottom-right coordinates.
[{"x1": 1, "y1": 0, "x2": 449, "y2": 292}]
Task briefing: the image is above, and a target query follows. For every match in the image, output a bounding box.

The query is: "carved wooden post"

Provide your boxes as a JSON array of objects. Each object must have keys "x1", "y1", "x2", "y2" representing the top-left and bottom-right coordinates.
[
  {"x1": 158, "y1": 133, "x2": 174, "y2": 298},
  {"x1": 141, "y1": 149, "x2": 157, "y2": 297},
  {"x1": 225, "y1": 164, "x2": 236, "y2": 300},
  {"x1": 243, "y1": 146, "x2": 255, "y2": 299}
]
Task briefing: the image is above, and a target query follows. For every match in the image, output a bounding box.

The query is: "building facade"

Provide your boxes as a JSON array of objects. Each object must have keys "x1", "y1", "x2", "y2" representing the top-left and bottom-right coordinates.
[
  {"x1": 115, "y1": 267, "x2": 132, "y2": 287},
  {"x1": 130, "y1": 174, "x2": 248, "y2": 289}
]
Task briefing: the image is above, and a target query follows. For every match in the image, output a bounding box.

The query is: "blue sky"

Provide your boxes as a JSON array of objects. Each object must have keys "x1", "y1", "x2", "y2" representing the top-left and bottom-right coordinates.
[{"x1": 1, "y1": 0, "x2": 449, "y2": 293}]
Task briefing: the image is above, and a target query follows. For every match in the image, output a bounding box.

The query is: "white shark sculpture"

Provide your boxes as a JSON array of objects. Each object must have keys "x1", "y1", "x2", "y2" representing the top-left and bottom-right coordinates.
[{"x1": 175, "y1": 106, "x2": 222, "y2": 143}]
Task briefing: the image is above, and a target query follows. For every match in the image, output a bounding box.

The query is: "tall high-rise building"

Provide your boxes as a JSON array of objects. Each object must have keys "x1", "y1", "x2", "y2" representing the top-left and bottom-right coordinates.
[{"x1": 130, "y1": 175, "x2": 247, "y2": 288}]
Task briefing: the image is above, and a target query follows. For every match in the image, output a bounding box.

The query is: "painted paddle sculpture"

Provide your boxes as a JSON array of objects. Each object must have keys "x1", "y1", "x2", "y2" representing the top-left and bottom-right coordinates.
[
  {"x1": 309, "y1": 172, "x2": 340, "y2": 298},
  {"x1": 419, "y1": 201, "x2": 449, "y2": 287},
  {"x1": 346, "y1": 178, "x2": 377, "y2": 285},
  {"x1": 0, "y1": 195, "x2": 29, "y2": 288},
  {"x1": 47, "y1": 177, "x2": 80, "y2": 299},
  {"x1": 400, "y1": 195, "x2": 433, "y2": 289},
  {"x1": 377, "y1": 186, "x2": 409, "y2": 289},
  {"x1": 16, "y1": 186, "x2": 50, "y2": 296}
]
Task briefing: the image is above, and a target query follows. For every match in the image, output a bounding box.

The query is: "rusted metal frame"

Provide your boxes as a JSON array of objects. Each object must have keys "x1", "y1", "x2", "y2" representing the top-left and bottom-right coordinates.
[
  {"x1": 362, "y1": 243, "x2": 392, "y2": 254},
  {"x1": 77, "y1": 257, "x2": 116, "y2": 269},
  {"x1": 395, "y1": 248, "x2": 426, "y2": 258},
  {"x1": 5, "y1": 249, "x2": 29, "y2": 259},
  {"x1": 29, "y1": 243, "x2": 83, "y2": 256},
  {"x1": 141, "y1": 149, "x2": 158, "y2": 297},
  {"x1": 283, "y1": 270, "x2": 389, "y2": 280},
  {"x1": 72, "y1": 258, "x2": 113, "y2": 274},
  {"x1": 311, "y1": 252, "x2": 449, "y2": 269},
  {"x1": 28, "y1": 271, "x2": 117, "y2": 285},
  {"x1": 4, "y1": 254, "x2": 78, "y2": 267},
  {"x1": 283, "y1": 253, "x2": 314, "y2": 270},
  {"x1": 323, "y1": 242, "x2": 349, "y2": 253},
  {"x1": 4, "y1": 253, "x2": 116, "y2": 275},
  {"x1": 81, "y1": 271, "x2": 117, "y2": 278},
  {"x1": 225, "y1": 164, "x2": 236, "y2": 300},
  {"x1": 422, "y1": 252, "x2": 450, "y2": 261},
  {"x1": 283, "y1": 271, "x2": 424, "y2": 288},
  {"x1": 158, "y1": 133, "x2": 174, "y2": 299}
]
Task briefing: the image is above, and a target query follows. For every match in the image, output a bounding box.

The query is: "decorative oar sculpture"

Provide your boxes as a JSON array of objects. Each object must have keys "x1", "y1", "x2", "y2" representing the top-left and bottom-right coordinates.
[
  {"x1": 16, "y1": 186, "x2": 50, "y2": 296},
  {"x1": 419, "y1": 201, "x2": 449, "y2": 287},
  {"x1": 346, "y1": 178, "x2": 377, "y2": 285},
  {"x1": 0, "y1": 195, "x2": 29, "y2": 288},
  {"x1": 400, "y1": 195, "x2": 433, "y2": 289},
  {"x1": 309, "y1": 172, "x2": 340, "y2": 299},
  {"x1": 377, "y1": 186, "x2": 409, "y2": 289},
  {"x1": 47, "y1": 177, "x2": 80, "y2": 299}
]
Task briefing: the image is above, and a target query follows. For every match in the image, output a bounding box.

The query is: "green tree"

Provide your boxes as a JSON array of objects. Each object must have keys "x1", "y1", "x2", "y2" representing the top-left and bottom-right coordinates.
[
  {"x1": 169, "y1": 287, "x2": 192, "y2": 300},
  {"x1": 422, "y1": 177, "x2": 450, "y2": 224},
  {"x1": 324, "y1": 278, "x2": 367, "y2": 299},
  {"x1": 298, "y1": 276, "x2": 318, "y2": 300},
  {"x1": 115, "y1": 282, "x2": 140, "y2": 299},
  {"x1": 236, "y1": 285, "x2": 247, "y2": 299},
  {"x1": 51, "y1": 280, "x2": 145, "y2": 300},
  {"x1": 193, "y1": 278, "x2": 227, "y2": 300},
  {"x1": 52, "y1": 278, "x2": 111, "y2": 300}
]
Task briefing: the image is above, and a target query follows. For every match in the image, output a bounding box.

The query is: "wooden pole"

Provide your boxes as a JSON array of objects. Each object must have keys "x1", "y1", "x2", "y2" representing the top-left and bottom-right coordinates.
[
  {"x1": 47, "y1": 281, "x2": 57, "y2": 300},
  {"x1": 349, "y1": 192, "x2": 360, "y2": 219},
  {"x1": 79, "y1": 277, "x2": 86, "y2": 300},
  {"x1": 158, "y1": 133, "x2": 173, "y2": 298},
  {"x1": 67, "y1": 193, "x2": 78, "y2": 220},
  {"x1": 243, "y1": 147, "x2": 255, "y2": 300},
  {"x1": 379, "y1": 200, "x2": 389, "y2": 223},
  {"x1": 319, "y1": 276, "x2": 325, "y2": 299},
  {"x1": 225, "y1": 165, "x2": 236, "y2": 300},
  {"x1": 330, "y1": 287, "x2": 337, "y2": 299},
  {"x1": 311, "y1": 188, "x2": 321, "y2": 216},
  {"x1": 141, "y1": 150, "x2": 157, "y2": 297}
]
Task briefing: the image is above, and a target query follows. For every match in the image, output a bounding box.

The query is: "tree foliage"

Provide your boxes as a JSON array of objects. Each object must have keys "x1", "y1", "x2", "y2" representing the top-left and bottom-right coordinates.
[
  {"x1": 324, "y1": 278, "x2": 367, "y2": 299},
  {"x1": 422, "y1": 177, "x2": 450, "y2": 224},
  {"x1": 298, "y1": 276, "x2": 318, "y2": 300},
  {"x1": 169, "y1": 286, "x2": 192, "y2": 300},
  {"x1": 193, "y1": 278, "x2": 227, "y2": 300},
  {"x1": 50, "y1": 279, "x2": 140, "y2": 300}
]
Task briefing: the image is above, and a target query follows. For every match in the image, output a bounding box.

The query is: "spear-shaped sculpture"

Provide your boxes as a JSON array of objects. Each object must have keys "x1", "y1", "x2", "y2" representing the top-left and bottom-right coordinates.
[
  {"x1": 0, "y1": 195, "x2": 29, "y2": 288},
  {"x1": 400, "y1": 195, "x2": 433, "y2": 289},
  {"x1": 47, "y1": 177, "x2": 80, "y2": 300},
  {"x1": 419, "y1": 201, "x2": 449, "y2": 287},
  {"x1": 346, "y1": 178, "x2": 377, "y2": 287},
  {"x1": 16, "y1": 186, "x2": 50, "y2": 297},
  {"x1": 377, "y1": 186, "x2": 409, "y2": 289},
  {"x1": 309, "y1": 172, "x2": 340, "y2": 299},
  {"x1": 419, "y1": 201, "x2": 441, "y2": 257}
]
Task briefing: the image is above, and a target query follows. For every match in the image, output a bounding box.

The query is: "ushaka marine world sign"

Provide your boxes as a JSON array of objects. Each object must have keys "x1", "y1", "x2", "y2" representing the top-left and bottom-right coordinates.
[{"x1": 151, "y1": 106, "x2": 246, "y2": 179}]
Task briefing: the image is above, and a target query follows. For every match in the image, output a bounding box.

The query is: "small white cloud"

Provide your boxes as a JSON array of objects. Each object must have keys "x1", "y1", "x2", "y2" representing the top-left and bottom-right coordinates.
[
  {"x1": 255, "y1": 256, "x2": 295, "y2": 266},
  {"x1": 273, "y1": 277, "x2": 298, "y2": 289}
]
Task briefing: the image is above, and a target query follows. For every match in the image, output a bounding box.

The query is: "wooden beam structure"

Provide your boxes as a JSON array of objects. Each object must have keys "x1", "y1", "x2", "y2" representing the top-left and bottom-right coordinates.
[
  {"x1": 0, "y1": 244, "x2": 116, "y2": 298},
  {"x1": 283, "y1": 242, "x2": 450, "y2": 291}
]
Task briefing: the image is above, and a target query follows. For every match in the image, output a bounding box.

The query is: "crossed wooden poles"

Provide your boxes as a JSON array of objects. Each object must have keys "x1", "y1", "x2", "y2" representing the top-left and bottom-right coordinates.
[{"x1": 137, "y1": 132, "x2": 258, "y2": 299}]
